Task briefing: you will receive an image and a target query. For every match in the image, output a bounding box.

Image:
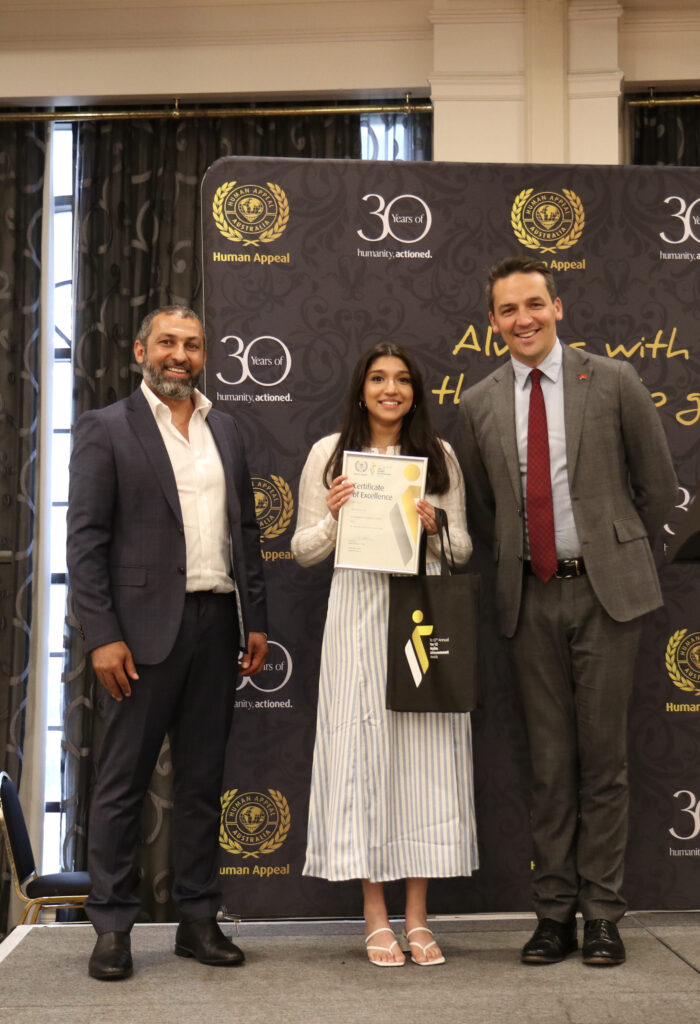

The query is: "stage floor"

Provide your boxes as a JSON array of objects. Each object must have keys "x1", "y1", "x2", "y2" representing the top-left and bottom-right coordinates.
[{"x1": 1, "y1": 912, "x2": 699, "y2": 1024}]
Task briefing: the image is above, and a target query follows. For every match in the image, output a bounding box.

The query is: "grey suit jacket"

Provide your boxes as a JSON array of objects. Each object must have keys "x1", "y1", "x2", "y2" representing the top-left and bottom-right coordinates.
[
  {"x1": 455, "y1": 344, "x2": 677, "y2": 637},
  {"x1": 67, "y1": 387, "x2": 267, "y2": 664}
]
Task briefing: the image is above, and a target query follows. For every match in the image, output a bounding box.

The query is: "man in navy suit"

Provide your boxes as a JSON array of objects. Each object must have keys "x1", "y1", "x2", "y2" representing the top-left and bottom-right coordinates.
[
  {"x1": 67, "y1": 306, "x2": 268, "y2": 980},
  {"x1": 456, "y1": 258, "x2": 677, "y2": 967}
]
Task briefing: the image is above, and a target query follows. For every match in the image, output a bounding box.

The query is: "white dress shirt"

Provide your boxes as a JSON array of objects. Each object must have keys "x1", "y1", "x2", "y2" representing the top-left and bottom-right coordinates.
[
  {"x1": 511, "y1": 340, "x2": 582, "y2": 559},
  {"x1": 140, "y1": 380, "x2": 234, "y2": 592}
]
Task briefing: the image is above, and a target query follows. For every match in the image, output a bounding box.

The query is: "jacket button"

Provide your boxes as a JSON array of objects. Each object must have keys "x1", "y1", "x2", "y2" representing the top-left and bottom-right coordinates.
[{"x1": 177, "y1": 566, "x2": 185, "y2": 574}]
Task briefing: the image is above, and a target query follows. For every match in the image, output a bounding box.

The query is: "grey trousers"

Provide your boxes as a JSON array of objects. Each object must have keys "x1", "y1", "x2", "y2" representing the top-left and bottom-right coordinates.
[{"x1": 510, "y1": 572, "x2": 642, "y2": 923}]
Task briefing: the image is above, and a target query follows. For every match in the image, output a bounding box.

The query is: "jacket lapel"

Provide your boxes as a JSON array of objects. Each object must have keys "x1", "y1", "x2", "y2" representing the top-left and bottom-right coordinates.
[
  {"x1": 491, "y1": 363, "x2": 521, "y2": 502},
  {"x1": 125, "y1": 388, "x2": 183, "y2": 525},
  {"x1": 562, "y1": 345, "x2": 590, "y2": 484}
]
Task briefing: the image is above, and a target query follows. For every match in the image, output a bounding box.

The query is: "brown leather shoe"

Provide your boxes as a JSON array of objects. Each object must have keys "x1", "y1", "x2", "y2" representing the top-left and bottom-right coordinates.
[
  {"x1": 582, "y1": 919, "x2": 626, "y2": 966},
  {"x1": 521, "y1": 918, "x2": 578, "y2": 964},
  {"x1": 88, "y1": 931, "x2": 133, "y2": 980},
  {"x1": 174, "y1": 917, "x2": 245, "y2": 966}
]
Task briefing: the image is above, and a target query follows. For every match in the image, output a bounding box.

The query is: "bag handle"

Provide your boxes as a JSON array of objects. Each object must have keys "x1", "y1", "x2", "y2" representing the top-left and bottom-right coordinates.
[
  {"x1": 435, "y1": 507, "x2": 457, "y2": 577},
  {"x1": 417, "y1": 507, "x2": 455, "y2": 577}
]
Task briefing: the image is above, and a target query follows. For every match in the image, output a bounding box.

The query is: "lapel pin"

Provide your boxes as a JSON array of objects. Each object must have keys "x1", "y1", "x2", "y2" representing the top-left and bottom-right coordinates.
[{"x1": 578, "y1": 374, "x2": 587, "y2": 380}]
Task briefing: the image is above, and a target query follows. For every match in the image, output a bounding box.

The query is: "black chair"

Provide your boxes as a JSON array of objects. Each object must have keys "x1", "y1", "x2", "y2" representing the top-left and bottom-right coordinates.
[{"x1": 0, "y1": 771, "x2": 91, "y2": 924}]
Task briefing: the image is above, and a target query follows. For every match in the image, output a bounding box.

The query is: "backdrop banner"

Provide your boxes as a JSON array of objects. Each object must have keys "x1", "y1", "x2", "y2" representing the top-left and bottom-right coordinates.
[{"x1": 201, "y1": 156, "x2": 700, "y2": 919}]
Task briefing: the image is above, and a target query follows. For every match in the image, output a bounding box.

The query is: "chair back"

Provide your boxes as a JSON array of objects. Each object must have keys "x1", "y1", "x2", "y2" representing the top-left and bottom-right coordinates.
[{"x1": 0, "y1": 771, "x2": 36, "y2": 885}]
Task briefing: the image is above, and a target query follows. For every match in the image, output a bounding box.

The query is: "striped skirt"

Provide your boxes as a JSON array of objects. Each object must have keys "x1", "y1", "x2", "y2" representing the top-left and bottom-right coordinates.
[{"x1": 303, "y1": 565, "x2": 478, "y2": 882}]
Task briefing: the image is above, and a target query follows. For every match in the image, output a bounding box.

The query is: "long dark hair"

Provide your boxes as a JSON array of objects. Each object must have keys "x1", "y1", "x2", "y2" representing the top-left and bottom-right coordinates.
[{"x1": 323, "y1": 342, "x2": 450, "y2": 495}]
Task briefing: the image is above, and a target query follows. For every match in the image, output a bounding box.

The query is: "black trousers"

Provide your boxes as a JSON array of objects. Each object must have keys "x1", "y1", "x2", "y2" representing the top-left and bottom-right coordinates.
[{"x1": 86, "y1": 592, "x2": 239, "y2": 934}]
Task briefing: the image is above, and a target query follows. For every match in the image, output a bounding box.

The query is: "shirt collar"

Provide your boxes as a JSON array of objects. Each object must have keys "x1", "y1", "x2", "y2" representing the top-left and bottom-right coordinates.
[
  {"x1": 512, "y1": 338, "x2": 563, "y2": 390},
  {"x1": 140, "y1": 378, "x2": 211, "y2": 419}
]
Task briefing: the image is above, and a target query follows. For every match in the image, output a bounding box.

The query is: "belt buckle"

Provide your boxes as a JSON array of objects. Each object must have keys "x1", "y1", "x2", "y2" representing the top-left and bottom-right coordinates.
[{"x1": 554, "y1": 558, "x2": 581, "y2": 579}]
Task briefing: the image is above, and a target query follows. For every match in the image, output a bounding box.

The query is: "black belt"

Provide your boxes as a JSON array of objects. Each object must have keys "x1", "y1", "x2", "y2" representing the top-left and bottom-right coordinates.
[{"x1": 524, "y1": 558, "x2": 586, "y2": 579}]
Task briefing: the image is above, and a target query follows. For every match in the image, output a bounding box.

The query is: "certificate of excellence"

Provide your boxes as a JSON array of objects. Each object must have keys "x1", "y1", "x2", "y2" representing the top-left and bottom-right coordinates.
[{"x1": 334, "y1": 451, "x2": 428, "y2": 574}]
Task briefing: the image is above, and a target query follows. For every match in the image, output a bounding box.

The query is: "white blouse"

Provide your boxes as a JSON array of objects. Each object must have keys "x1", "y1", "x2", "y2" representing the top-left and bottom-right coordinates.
[{"x1": 291, "y1": 433, "x2": 472, "y2": 568}]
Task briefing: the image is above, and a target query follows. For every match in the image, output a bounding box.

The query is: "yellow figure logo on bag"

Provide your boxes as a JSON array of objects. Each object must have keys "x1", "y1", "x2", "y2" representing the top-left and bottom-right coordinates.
[{"x1": 405, "y1": 609, "x2": 433, "y2": 687}]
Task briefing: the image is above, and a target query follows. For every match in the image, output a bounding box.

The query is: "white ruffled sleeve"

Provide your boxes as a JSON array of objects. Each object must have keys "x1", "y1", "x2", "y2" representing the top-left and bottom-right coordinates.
[
  {"x1": 291, "y1": 435, "x2": 340, "y2": 567},
  {"x1": 425, "y1": 441, "x2": 473, "y2": 567}
]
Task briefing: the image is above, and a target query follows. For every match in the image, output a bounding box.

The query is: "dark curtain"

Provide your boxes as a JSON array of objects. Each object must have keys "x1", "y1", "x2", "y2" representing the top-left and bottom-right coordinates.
[
  {"x1": 631, "y1": 98, "x2": 700, "y2": 165},
  {"x1": 62, "y1": 111, "x2": 362, "y2": 923},
  {"x1": 0, "y1": 123, "x2": 46, "y2": 938},
  {"x1": 361, "y1": 110, "x2": 432, "y2": 161}
]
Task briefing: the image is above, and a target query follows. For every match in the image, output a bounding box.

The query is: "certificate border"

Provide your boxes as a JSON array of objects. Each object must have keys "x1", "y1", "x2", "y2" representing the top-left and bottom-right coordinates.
[{"x1": 334, "y1": 450, "x2": 428, "y2": 574}]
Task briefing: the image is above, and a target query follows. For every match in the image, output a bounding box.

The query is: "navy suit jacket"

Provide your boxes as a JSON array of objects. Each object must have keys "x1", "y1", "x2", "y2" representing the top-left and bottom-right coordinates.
[{"x1": 67, "y1": 387, "x2": 267, "y2": 664}]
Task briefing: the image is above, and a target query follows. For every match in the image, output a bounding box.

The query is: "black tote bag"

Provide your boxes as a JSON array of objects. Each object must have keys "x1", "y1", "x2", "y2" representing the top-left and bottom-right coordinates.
[{"x1": 386, "y1": 509, "x2": 479, "y2": 713}]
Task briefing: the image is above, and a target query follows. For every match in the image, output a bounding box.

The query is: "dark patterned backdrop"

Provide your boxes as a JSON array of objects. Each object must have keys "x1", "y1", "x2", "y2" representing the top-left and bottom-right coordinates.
[{"x1": 202, "y1": 156, "x2": 699, "y2": 919}]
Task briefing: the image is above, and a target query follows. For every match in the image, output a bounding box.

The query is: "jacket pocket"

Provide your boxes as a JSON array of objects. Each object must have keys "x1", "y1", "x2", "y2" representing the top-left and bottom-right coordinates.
[
  {"x1": 110, "y1": 566, "x2": 147, "y2": 586},
  {"x1": 613, "y1": 517, "x2": 647, "y2": 543}
]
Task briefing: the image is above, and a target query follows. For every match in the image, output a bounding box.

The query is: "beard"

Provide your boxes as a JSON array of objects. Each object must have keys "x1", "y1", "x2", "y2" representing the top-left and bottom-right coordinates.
[{"x1": 142, "y1": 358, "x2": 202, "y2": 400}]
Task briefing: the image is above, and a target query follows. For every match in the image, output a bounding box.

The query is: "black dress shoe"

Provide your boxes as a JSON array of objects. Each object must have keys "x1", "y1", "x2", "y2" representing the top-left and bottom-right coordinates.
[
  {"x1": 88, "y1": 931, "x2": 133, "y2": 980},
  {"x1": 174, "y1": 917, "x2": 245, "y2": 966},
  {"x1": 521, "y1": 918, "x2": 578, "y2": 964},
  {"x1": 582, "y1": 919, "x2": 625, "y2": 966}
]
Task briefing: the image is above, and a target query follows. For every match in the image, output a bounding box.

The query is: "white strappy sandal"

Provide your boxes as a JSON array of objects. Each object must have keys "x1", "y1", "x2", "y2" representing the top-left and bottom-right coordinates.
[
  {"x1": 365, "y1": 927, "x2": 405, "y2": 967},
  {"x1": 401, "y1": 926, "x2": 446, "y2": 966}
]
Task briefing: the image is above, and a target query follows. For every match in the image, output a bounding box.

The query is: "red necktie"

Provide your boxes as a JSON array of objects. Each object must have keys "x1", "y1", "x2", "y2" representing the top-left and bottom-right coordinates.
[{"x1": 527, "y1": 368, "x2": 557, "y2": 582}]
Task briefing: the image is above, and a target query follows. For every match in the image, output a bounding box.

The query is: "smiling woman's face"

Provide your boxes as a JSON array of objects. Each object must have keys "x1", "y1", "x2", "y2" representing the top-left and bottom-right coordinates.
[{"x1": 362, "y1": 355, "x2": 414, "y2": 434}]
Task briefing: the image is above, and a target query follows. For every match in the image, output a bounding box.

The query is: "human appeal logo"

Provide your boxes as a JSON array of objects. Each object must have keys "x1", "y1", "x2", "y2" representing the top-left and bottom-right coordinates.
[
  {"x1": 511, "y1": 188, "x2": 585, "y2": 255},
  {"x1": 219, "y1": 789, "x2": 291, "y2": 859},
  {"x1": 212, "y1": 181, "x2": 289, "y2": 246},
  {"x1": 252, "y1": 475, "x2": 294, "y2": 542},
  {"x1": 665, "y1": 630, "x2": 700, "y2": 711}
]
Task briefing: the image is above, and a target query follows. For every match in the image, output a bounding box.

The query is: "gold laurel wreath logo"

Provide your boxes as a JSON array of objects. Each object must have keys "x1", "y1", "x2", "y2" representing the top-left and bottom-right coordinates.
[
  {"x1": 257, "y1": 183, "x2": 289, "y2": 245},
  {"x1": 219, "y1": 788, "x2": 244, "y2": 855},
  {"x1": 511, "y1": 189, "x2": 540, "y2": 251},
  {"x1": 256, "y1": 790, "x2": 291, "y2": 857},
  {"x1": 218, "y1": 788, "x2": 291, "y2": 858},
  {"x1": 666, "y1": 628, "x2": 700, "y2": 696},
  {"x1": 262, "y1": 476, "x2": 294, "y2": 541},
  {"x1": 511, "y1": 188, "x2": 585, "y2": 254},
  {"x1": 557, "y1": 189, "x2": 585, "y2": 251},
  {"x1": 212, "y1": 181, "x2": 289, "y2": 246},
  {"x1": 212, "y1": 182, "x2": 244, "y2": 243}
]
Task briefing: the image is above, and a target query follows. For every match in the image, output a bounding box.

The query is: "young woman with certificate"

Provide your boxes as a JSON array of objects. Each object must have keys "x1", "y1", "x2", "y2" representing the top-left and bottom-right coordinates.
[{"x1": 292, "y1": 342, "x2": 478, "y2": 968}]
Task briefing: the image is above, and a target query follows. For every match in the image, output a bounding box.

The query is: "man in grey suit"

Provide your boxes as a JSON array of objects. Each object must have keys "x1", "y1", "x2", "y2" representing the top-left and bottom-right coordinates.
[
  {"x1": 67, "y1": 306, "x2": 268, "y2": 980},
  {"x1": 456, "y1": 257, "x2": 677, "y2": 966}
]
